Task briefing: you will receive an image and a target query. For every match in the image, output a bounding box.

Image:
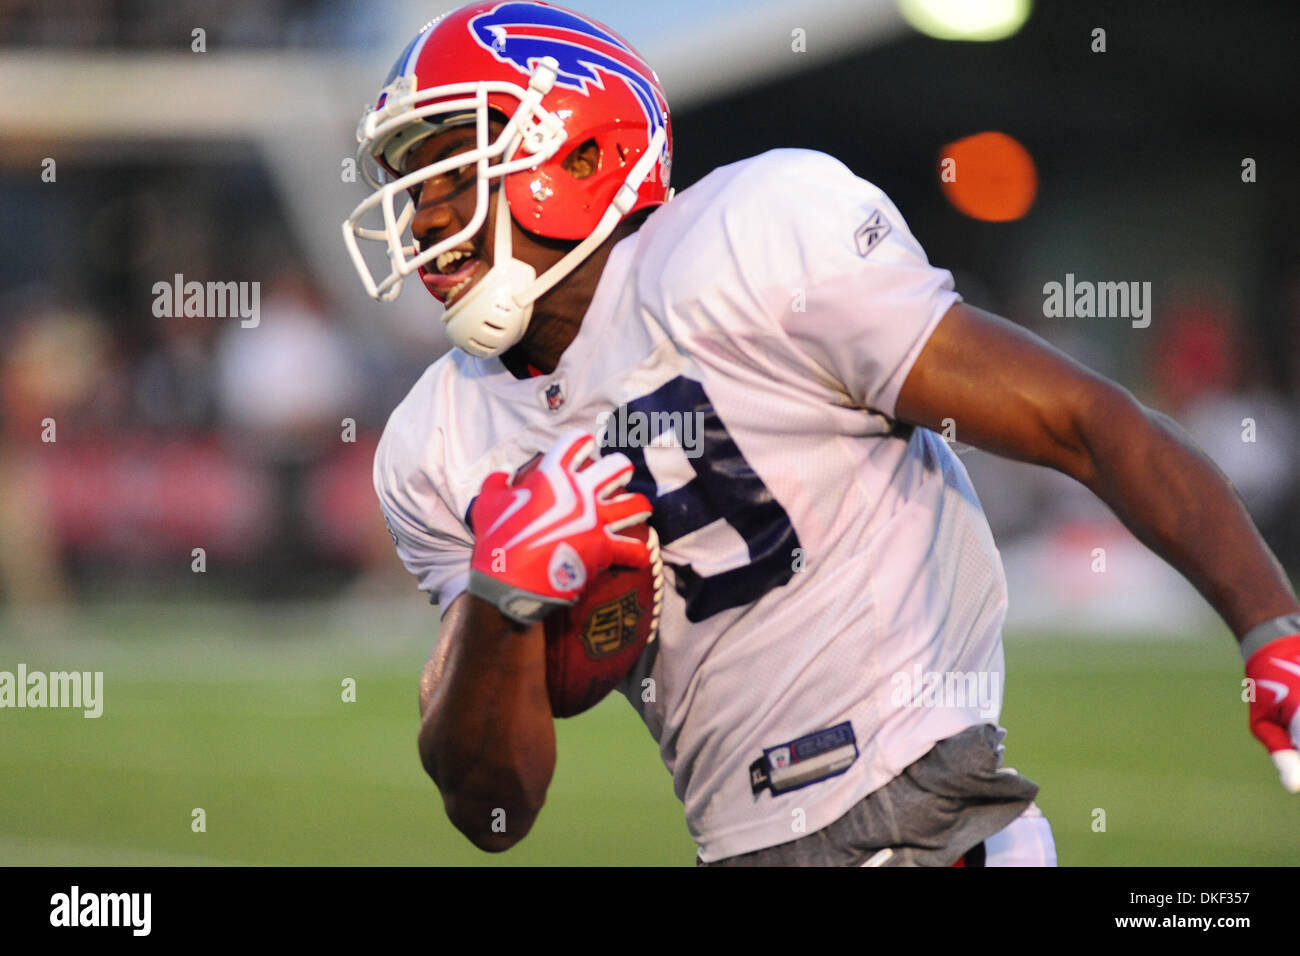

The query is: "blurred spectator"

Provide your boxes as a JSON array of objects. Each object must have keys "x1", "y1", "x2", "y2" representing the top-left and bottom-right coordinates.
[
  {"x1": 1148, "y1": 293, "x2": 1295, "y2": 529},
  {"x1": 213, "y1": 265, "x2": 366, "y2": 594},
  {"x1": 134, "y1": 306, "x2": 220, "y2": 431},
  {"x1": 0, "y1": 299, "x2": 122, "y2": 604},
  {"x1": 214, "y1": 265, "x2": 363, "y2": 460}
]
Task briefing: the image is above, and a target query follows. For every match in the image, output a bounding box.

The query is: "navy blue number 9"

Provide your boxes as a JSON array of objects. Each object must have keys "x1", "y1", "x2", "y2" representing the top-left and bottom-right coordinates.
[{"x1": 601, "y1": 376, "x2": 800, "y2": 622}]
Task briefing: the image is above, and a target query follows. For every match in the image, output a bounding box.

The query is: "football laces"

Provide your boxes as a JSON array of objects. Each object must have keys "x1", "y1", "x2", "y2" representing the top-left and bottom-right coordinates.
[{"x1": 646, "y1": 525, "x2": 664, "y2": 642}]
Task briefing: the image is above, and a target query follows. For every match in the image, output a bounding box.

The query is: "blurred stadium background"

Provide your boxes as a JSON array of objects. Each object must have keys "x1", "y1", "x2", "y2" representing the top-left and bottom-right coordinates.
[{"x1": 1, "y1": 0, "x2": 1298, "y2": 865}]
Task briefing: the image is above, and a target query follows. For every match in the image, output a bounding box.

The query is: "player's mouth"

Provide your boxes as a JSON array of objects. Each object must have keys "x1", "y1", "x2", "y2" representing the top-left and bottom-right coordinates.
[{"x1": 421, "y1": 244, "x2": 485, "y2": 306}]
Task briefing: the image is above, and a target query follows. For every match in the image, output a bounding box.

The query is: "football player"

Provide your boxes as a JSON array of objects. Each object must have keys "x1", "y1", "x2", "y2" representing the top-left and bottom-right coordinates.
[{"x1": 343, "y1": 1, "x2": 1300, "y2": 865}]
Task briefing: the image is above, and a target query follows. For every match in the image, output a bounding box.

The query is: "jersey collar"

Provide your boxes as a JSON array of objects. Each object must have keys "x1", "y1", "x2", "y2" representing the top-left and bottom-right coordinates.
[{"x1": 458, "y1": 229, "x2": 640, "y2": 403}]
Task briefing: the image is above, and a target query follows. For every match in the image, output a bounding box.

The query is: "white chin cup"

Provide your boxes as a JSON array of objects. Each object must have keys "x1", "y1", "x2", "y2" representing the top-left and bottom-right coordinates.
[
  {"x1": 440, "y1": 175, "x2": 536, "y2": 359},
  {"x1": 442, "y1": 256, "x2": 536, "y2": 358}
]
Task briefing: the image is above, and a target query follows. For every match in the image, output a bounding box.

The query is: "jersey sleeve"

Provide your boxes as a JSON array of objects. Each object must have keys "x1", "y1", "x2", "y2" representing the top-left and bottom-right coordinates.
[
  {"x1": 373, "y1": 414, "x2": 473, "y2": 614},
  {"x1": 733, "y1": 150, "x2": 960, "y2": 418}
]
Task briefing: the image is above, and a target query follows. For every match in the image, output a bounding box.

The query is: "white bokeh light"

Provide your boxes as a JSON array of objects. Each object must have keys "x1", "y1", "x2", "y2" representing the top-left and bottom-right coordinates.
[{"x1": 898, "y1": 0, "x2": 1032, "y2": 41}]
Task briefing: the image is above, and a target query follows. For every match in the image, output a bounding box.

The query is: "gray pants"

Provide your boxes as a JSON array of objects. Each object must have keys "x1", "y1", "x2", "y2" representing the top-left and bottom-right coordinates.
[{"x1": 700, "y1": 724, "x2": 1038, "y2": 867}]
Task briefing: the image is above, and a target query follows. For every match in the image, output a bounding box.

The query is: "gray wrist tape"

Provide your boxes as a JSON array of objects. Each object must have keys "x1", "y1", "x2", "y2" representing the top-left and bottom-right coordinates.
[
  {"x1": 467, "y1": 569, "x2": 566, "y2": 625},
  {"x1": 1239, "y1": 613, "x2": 1300, "y2": 662}
]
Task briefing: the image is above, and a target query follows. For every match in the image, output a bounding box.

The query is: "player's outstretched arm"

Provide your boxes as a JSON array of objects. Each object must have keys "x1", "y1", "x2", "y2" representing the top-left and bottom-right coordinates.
[
  {"x1": 896, "y1": 302, "x2": 1298, "y2": 635},
  {"x1": 896, "y1": 302, "x2": 1300, "y2": 789},
  {"x1": 418, "y1": 593, "x2": 556, "y2": 852}
]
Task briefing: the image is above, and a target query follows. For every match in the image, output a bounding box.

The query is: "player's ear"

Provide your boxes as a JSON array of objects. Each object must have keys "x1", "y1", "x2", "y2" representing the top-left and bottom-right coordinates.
[{"x1": 562, "y1": 138, "x2": 600, "y2": 180}]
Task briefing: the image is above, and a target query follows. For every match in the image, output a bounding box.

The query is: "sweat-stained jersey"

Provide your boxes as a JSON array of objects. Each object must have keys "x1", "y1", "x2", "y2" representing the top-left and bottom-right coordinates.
[{"x1": 374, "y1": 148, "x2": 1010, "y2": 862}]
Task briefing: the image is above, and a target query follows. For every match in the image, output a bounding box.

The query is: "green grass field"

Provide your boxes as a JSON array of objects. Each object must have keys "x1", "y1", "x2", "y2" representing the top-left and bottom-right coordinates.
[{"x1": 1, "y1": 598, "x2": 1296, "y2": 865}]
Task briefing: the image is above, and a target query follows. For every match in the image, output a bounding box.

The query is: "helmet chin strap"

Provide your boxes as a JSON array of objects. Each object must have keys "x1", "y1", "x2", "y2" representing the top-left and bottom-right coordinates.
[
  {"x1": 440, "y1": 125, "x2": 668, "y2": 361},
  {"x1": 440, "y1": 161, "x2": 537, "y2": 359}
]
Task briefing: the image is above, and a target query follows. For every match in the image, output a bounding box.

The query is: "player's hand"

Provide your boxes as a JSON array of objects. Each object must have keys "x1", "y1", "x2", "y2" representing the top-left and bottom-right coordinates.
[
  {"x1": 1245, "y1": 634, "x2": 1300, "y2": 793},
  {"x1": 466, "y1": 428, "x2": 652, "y2": 624}
]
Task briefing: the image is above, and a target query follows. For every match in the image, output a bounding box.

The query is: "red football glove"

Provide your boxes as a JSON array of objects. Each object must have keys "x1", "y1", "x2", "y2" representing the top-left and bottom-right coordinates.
[
  {"x1": 1245, "y1": 634, "x2": 1300, "y2": 793},
  {"x1": 466, "y1": 429, "x2": 652, "y2": 624}
]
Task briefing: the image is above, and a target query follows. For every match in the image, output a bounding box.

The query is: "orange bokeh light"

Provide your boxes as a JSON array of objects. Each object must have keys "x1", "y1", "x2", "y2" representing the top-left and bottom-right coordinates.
[{"x1": 939, "y1": 131, "x2": 1038, "y2": 222}]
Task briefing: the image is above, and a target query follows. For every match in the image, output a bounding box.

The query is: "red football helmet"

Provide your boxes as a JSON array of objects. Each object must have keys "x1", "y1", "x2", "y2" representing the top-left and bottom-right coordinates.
[{"x1": 342, "y1": 1, "x2": 673, "y2": 358}]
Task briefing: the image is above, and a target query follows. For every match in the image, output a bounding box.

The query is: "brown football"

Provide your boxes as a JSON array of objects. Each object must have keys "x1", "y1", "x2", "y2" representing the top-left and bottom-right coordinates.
[{"x1": 543, "y1": 524, "x2": 663, "y2": 718}]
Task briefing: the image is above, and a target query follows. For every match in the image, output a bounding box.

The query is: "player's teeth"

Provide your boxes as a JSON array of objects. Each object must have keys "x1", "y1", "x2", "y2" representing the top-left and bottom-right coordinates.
[
  {"x1": 446, "y1": 269, "x2": 476, "y2": 300},
  {"x1": 436, "y1": 249, "x2": 471, "y2": 273}
]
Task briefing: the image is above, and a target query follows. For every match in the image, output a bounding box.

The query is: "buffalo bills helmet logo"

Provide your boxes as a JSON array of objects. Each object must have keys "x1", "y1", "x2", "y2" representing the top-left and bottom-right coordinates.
[{"x1": 469, "y1": 2, "x2": 666, "y2": 145}]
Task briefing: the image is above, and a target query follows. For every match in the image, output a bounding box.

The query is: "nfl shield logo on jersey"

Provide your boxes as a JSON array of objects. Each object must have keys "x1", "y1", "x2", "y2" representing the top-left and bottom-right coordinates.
[{"x1": 543, "y1": 381, "x2": 565, "y2": 410}]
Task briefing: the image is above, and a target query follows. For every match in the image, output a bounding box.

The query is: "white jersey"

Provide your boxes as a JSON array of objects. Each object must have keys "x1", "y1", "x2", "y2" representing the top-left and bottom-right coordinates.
[{"x1": 375, "y1": 149, "x2": 1009, "y2": 862}]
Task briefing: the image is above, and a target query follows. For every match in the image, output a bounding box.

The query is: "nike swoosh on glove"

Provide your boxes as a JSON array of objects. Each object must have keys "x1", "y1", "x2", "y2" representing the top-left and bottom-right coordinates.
[
  {"x1": 467, "y1": 428, "x2": 652, "y2": 624},
  {"x1": 1245, "y1": 634, "x2": 1300, "y2": 793}
]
